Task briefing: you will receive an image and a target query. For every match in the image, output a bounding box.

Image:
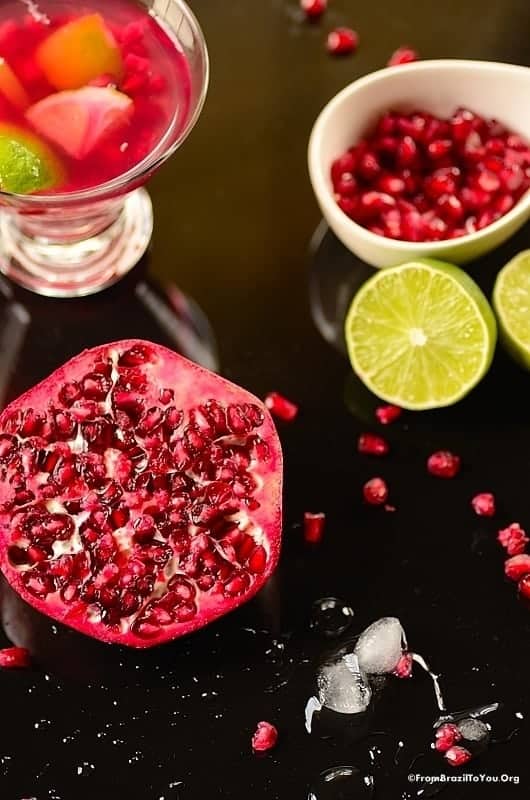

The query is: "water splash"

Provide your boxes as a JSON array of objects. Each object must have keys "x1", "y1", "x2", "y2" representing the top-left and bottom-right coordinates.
[{"x1": 411, "y1": 653, "x2": 446, "y2": 712}]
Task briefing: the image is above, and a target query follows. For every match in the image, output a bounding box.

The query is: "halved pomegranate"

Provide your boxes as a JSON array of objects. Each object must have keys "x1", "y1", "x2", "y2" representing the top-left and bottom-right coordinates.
[{"x1": 0, "y1": 341, "x2": 283, "y2": 648}]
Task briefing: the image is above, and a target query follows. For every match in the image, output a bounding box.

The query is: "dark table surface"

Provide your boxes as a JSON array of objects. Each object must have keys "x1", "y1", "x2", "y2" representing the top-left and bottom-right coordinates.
[{"x1": 1, "y1": 1, "x2": 530, "y2": 798}]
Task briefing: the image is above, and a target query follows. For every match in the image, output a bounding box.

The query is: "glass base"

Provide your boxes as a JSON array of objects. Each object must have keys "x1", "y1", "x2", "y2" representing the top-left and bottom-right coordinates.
[{"x1": 0, "y1": 189, "x2": 154, "y2": 298}]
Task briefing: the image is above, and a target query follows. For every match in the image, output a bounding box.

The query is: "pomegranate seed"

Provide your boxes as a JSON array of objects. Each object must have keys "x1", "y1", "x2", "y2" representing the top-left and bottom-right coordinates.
[
  {"x1": 437, "y1": 193, "x2": 464, "y2": 222},
  {"x1": 500, "y1": 165, "x2": 524, "y2": 191},
  {"x1": 363, "y1": 477, "x2": 388, "y2": 505},
  {"x1": 375, "y1": 405, "x2": 402, "y2": 425},
  {"x1": 518, "y1": 574, "x2": 530, "y2": 600},
  {"x1": 304, "y1": 511, "x2": 326, "y2": 544},
  {"x1": 264, "y1": 392, "x2": 299, "y2": 422},
  {"x1": 377, "y1": 175, "x2": 406, "y2": 195},
  {"x1": 331, "y1": 152, "x2": 356, "y2": 184},
  {"x1": 396, "y1": 136, "x2": 417, "y2": 167},
  {"x1": 358, "y1": 433, "x2": 389, "y2": 456},
  {"x1": 427, "y1": 451, "x2": 461, "y2": 479},
  {"x1": 475, "y1": 170, "x2": 501, "y2": 193},
  {"x1": 376, "y1": 112, "x2": 397, "y2": 136},
  {"x1": 248, "y1": 545, "x2": 267, "y2": 574},
  {"x1": 326, "y1": 27, "x2": 359, "y2": 56},
  {"x1": 427, "y1": 139, "x2": 453, "y2": 159},
  {"x1": 396, "y1": 113, "x2": 427, "y2": 140},
  {"x1": 493, "y1": 193, "x2": 515, "y2": 215},
  {"x1": 0, "y1": 647, "x2": 31, "y2": 669},
  {"x1": 300, "y1": 0, "x2": 327, "y2": 19},
  {"x1": 252, "y1": 721, "x2": 278, "y2": 752},
  {"x1": 498, "y1": 523, "x2": 529, "y2": 556},
  {"x1": 444, "y1": 745, "x2": 472, "y2": 767},
  {"x1": 336, "y1": 172, "x2": 357, "y2": 196},
  {"x1": 435, "y1": 723, "x2": 462, "y2": 753},
  {"x1": 330, "y1": 107, "x2": 530, "y2": 243},
  {"x1": 471, "y1": 492, "x2": 496, "y2": 517},
  {"x1": 425, "y1": 172, "x2": 458, "y2": 198},
  {"x1": 358, "y1": 152, "x2": 382, "y2": 180},
  {"x1": 360, "y1": 191, "x2": 395, "y2": 214},
  {"x1": 461, "y1": 186, "x2": 491, "y2": 211},
  {"x1": 504, "y1": 554, "x2": 530, "y2": 582},
  {"x1": 337, "y1": 196, "x2": 357, "y2": 217},
  {"x1": 393, "y1": 651, "x2": 413, "y2": 678},
  {"x1": 387, "y1": 46, "x2": 419, "y2": 66},
  {"x1": 376, "y1": 136, "x2": 399, "y2": 156}
]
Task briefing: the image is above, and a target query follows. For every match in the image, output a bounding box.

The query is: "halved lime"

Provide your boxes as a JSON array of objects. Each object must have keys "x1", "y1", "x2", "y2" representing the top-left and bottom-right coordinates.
[
  {"x1": 0, "y1": 124, "x2": 63, "y2": 194},
  {"x1": 493, "y1": 250, "x2": 530, "y2": 370},
  {"x1": 345, "y1": 259, "x2": 497, "y2": 410}
]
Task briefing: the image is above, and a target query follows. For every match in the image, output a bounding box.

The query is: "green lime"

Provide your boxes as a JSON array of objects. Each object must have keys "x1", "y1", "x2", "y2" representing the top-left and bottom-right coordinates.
[
  {"x1": 493, "y1": 250, "x2": 530, "y2": 369},
  {"x1": 344, "y1": 259, "x2": 497, "y2": 410},
  {"x1": 0, "y1": 124, "x2": 62, "y2": 194}
]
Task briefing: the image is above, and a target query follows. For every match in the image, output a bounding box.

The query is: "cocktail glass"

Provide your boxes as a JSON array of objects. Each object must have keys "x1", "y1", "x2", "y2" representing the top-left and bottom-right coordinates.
[{"x1": 0, "y1": 0, "x2": 209, "y2": 298}]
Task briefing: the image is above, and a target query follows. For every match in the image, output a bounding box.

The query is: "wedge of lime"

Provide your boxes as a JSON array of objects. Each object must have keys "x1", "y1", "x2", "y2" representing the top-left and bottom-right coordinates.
[
  {"x1": 345, "y1": 259, "x2": 497, "y2": 410},
  {"x1": 493, "y1": 250, "x2": 530, "y2": 369},
  {"x1": 0, "y1": 124, "x2": 63, "y2": 194}
]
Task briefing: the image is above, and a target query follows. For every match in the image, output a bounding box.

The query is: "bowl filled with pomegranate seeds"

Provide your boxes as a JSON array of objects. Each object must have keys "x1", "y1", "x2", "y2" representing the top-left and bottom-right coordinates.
[{"x1": 308, "y1": 60, "x2": 530, "y2": 267}]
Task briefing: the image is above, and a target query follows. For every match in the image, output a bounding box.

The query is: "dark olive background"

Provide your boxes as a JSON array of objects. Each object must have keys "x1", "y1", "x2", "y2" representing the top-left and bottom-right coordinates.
[{"x1": 1, "y1": 1, "x2": 530, "y2": 798}]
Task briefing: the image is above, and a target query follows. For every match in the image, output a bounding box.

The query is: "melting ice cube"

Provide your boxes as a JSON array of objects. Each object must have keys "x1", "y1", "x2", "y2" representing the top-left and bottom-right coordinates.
[
  {"x1": 317, "y1": 653, "x2": 372, "y2": 714},
  {"x1": 354, "y1": 617, "x2": 406, "y2": 675}
]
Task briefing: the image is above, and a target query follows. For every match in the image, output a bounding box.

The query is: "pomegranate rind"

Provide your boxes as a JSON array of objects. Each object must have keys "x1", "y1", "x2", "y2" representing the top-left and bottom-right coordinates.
[
  {"x1": 0, "y1": 340, "x2": 283, "y2": 648},
  {"x1": 36, "y1": 14, "x2": 124, "y2": 91}
]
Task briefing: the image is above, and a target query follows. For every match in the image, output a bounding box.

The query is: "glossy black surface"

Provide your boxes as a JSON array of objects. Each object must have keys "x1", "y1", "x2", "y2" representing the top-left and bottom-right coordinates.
[{"x1": 1, "y1": 1, "x2": 530, "y2": 798}]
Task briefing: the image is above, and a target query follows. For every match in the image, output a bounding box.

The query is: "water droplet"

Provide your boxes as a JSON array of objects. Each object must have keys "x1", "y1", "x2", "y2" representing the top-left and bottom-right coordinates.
[
  {"x1": 308, "y1": 766, "x2": 374, "y2": 798},
  {"x1": 76, "y1": 762, "x2": 95, "y2": 777},
  {"x1": 311, "y1": 597, "x2": 354, "y2": 637},
  {"x1": 401, "y1": 786, "x2": 443, "y2": 798}
]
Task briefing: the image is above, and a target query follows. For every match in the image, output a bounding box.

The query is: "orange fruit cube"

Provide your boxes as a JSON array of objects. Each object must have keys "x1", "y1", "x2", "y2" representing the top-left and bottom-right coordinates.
[{"x1": 36, "y1": 14, "x2": 124, "y2": 91}]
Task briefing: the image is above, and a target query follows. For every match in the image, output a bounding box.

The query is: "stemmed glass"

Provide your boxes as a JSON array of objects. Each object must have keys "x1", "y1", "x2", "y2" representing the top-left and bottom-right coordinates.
[{"x1": 0, "y1": 0, "x2": 209, "y2": 297}]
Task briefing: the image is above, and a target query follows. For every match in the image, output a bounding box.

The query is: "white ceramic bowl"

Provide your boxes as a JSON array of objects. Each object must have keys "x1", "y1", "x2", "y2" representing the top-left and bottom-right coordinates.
[{"x1": 308, "y1": 60, "x2": 530, "y2": 268}]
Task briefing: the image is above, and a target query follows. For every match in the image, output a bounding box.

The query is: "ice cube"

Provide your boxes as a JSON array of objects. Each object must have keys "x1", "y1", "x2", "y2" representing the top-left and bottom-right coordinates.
[
  {"x1": 317, "y1": 653, "x2": 372, "y2": 714},
  {"x1": 354, "y1": 617, "x2": 406, "y2": 674}
]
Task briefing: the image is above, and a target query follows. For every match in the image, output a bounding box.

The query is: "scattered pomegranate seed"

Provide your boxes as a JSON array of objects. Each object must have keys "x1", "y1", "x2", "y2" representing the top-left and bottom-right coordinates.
[
  {"x1": 375, "y1": 404, "x2": 402, "y2": 425},
  {"x1": 252, "y1": 721, "x2": 278, "y2": 752},
  {"x1": 358, "y1": 433, "x2": 389, "y2": 456},
  {"x1": 326, "y1": 27, "x2": 359, "y2": 56},
  {"x1": 427, "y1": 451, "x2": 461, "y2": 479},
  {"x1": 387, "y1": 46, "x2": 419, "y2": 66},
  {"x1": 304, "y1": 512, "x2": 326, "y2": 544},
  {"x1": 518, "y1": 574, "x2": 530, "y2": 600},
  {"x1": 444, "y1": 745, "x2": 472, "y2": 767},
  {"x1": 504, "y1": 554, "x2": 530, "y2": 582},
  {"x1": 393, "y1": 651, "x2": 413, "y2": 678},
  {"x1": 471, "y1": 492, "x2": 496, "y2": 517},
  {"x1": 435, "y1": 723, "x2": 461, "y2": 753},
  {"x1": 0, "y1": 647, "x2": 31, "y2": 669},
  {"x1": 264, "y1": 392, "x2": 299, "y2": 422},
  {"x1": 363, "y1": 477, "x2": 389, "y2": 506},
  {"x1": 498, "y1": 523, "x2": 529, "y2": 556},
  {"x1": 300, "y1": 0, "x2": 327, "y2": 19}
]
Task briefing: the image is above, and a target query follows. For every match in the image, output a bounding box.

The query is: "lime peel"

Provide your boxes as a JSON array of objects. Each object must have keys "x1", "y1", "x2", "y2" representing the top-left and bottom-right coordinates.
[
  {"x1": 0, "y1": 123, "x2": 64, "y2": 195},
  {"x1": 493, "y1": 250, "x2": 530, "y2": 370}
]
